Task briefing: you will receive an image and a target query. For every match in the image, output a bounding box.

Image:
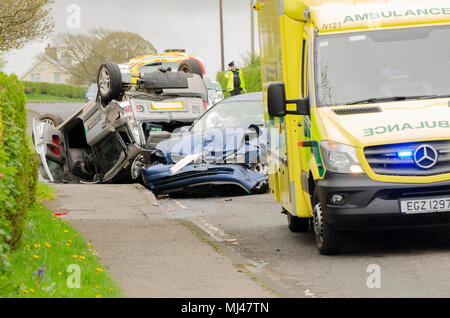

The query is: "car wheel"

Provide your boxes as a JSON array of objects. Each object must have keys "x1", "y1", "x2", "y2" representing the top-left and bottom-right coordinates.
[
  {"x1": 177, "y1": 59, "x2": 203, "y2": 78},
  {"x1": 286, "y1": 209, "x2": 311, "y2": 233},
  {"x1": 313, "y1": 191, "x2": 343, "y2": 255},
  {"x1": 39, "y1": 114, "x2": 64, "y2": 127},
  {"x1": 97, "y1": 61, "x2": 123, "y2": 105}
]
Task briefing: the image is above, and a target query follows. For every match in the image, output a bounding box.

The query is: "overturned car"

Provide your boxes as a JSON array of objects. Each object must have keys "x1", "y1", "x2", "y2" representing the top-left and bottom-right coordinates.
[
  {"x1": 134, "y1": 93, "x2": 268, "y2": 196},
  {"x1": 33, "y1": 60, "x2": 208, "y2": 184}
]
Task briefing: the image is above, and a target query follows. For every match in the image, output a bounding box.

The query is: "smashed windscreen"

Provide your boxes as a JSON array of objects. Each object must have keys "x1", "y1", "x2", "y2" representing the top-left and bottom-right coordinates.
[{"x1": 191, "y1": 100, "x2": 264, "y2": 132}]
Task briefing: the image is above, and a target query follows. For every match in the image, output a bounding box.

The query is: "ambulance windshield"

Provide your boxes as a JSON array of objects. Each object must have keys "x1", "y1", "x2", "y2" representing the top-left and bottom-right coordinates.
[{"x1": 316, "y1": 24, "x2": 450, "y2": 107}]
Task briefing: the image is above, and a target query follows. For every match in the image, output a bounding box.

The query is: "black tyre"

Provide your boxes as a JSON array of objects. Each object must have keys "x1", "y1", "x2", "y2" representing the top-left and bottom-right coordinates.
[
  {"x1": 177, "y1": 59, "x2": 203, "y2": 78},
  {"x1": 97, "y1": 61, "x2": 123, "y2": 105},
  {"x1": 287, "y1": 210, "x2": 311, "y2": 233},
  {"x1": 39, "y1": 114, "x2": 64, "y2": 127},
  {"x1": 313, "y1": 190, "x2": 343, "y2": 255}
]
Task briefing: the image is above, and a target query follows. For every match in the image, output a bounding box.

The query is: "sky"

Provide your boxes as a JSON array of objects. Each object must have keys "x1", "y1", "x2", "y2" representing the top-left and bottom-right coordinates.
[{"x1": 3, "y1": 0, "x2": 259, "y2": 81}]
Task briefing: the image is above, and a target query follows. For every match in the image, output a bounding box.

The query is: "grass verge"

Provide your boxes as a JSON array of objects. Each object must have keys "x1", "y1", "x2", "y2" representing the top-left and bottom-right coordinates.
[
  {"x1": 26, "y1": 94, "x2": 85, "y2": 103},
  {"x1": 0, "y1": 182, "x2": 123, "y2": 298}
]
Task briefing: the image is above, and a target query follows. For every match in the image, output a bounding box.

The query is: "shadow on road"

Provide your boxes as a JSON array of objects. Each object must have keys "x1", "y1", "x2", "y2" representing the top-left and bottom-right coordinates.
[{"x1": 340, "y1": 226, "x2": 450, "y2": 256}]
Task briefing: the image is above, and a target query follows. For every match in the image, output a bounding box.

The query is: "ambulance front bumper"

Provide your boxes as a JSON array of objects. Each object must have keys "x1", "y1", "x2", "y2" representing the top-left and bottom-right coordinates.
[{"x1": 316, "y1": 172, "x2": 450, "y2": 230}]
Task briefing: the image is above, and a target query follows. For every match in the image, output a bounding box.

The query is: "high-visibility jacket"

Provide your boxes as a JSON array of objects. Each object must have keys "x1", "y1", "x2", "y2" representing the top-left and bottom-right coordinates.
[{"x1": 224, "y1": 69, "x2": 246, "y2": 92}]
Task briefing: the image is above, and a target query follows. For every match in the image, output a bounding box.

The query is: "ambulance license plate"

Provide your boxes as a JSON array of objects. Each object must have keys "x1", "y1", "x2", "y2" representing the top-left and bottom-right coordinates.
[{"x1": 400, "y1": 197, "x2": 450, "y2": 214}]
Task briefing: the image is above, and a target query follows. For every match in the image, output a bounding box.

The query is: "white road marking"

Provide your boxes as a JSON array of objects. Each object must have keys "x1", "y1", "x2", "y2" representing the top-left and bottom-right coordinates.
[{"x1": 173, "y1": 200, "x2": 187, "y2": 210}]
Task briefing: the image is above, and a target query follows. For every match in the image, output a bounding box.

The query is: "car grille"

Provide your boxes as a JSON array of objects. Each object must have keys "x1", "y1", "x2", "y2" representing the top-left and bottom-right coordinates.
[
  {"x1": 333, "y1": 106, "x2": 382, "y2": 116},
  {"x1": 364, "y1": 141, "x2": 450, "y2": 176}
]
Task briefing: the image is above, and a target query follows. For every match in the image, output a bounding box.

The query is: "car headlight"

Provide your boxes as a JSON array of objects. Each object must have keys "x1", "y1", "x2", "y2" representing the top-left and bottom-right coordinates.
[{"x1": 319, "y1": 141, "x2": 363, "y2": 174}]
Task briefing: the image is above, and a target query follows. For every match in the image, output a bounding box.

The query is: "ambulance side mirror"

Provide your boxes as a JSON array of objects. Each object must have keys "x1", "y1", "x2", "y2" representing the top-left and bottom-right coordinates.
[
  {"x1": 267, "y1": 82, "x2": 310, "y2": 117},
  {"x1": 267, "y1": 83, "x2": 287, "y2": 117}
]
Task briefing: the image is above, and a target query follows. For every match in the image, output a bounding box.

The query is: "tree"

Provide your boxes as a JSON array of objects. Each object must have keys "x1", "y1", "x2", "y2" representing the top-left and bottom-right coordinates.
[
  {"x1": 0, "y1": 0, "x2": 54, "y2": 51},
  {"x1": 54, "y1": 28, "x2": 157, "y2": 85}
]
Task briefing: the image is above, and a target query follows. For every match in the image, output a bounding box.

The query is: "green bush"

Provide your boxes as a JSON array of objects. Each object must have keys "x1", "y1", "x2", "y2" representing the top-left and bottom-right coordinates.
[
  {"x1": 0, "y1": 73, "x2": 38, "y2": 273},
  {"x1": 216, "y1": 57, "x2": 262, "y2": 98},
  {"x1": 22, "y1": 81, "x2": 87, "y2": 99}
]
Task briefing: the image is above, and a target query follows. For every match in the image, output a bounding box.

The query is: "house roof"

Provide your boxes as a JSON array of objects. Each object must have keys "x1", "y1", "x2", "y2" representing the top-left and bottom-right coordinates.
[{"x1": 20, "y1": 54, "x2": 70, "y2": 79}]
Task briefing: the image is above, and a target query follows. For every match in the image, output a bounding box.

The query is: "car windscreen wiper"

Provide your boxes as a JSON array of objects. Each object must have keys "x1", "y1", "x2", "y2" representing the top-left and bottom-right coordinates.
[{"x1": 346, "y1": 95, "x2": 441, "y2": 105}]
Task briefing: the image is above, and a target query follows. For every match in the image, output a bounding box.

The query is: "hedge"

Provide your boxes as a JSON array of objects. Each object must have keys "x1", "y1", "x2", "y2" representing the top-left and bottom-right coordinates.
[
  {"x1": 0, "y1": 73, "x2": 38, "y2": 273},
  {"x1": 22, "y1": 81, "x2": 88, "y2": 99},
  {"x1": 216, "y1": 61, "x2": 262, "y2": 97}
]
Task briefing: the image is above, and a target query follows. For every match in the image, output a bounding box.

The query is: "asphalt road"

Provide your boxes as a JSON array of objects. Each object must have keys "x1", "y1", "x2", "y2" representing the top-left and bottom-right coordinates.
[
  {"x1": 28, "y1": 102, "x2": 450, "y2": 298},
  {"x1": 158, "y1": 193, "x2": 450, "y2": 298},
  {"x1": 26, "y1": 102, "x2": 85, "y2": 121}
]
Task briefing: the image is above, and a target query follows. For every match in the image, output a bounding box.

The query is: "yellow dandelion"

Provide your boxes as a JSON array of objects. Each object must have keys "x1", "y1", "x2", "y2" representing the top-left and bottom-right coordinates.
[
  {"x1": 82, "y1": 252, "x2": 86, "y2": 255},
  {"x1": 72, "y1": 255, "x2": 78, "y2": 259},
  {"x1": 80, "y1": 256, "x2": 86, "y2": 260},
  {"x1": 57, "y1": 272, "x2": 62, "y2": 276},
  {"x1": 67, "y1": 240, "x2": 72, "y2": 243},
  {"x1": 45, "y1": 242, "x2": 51, "y2": 248},
  {"x1": 95, "y1": 295, "x2": 103, "y2": 298},
  {"x1": 29, "y1": 288, "x2": 35, "y2": 293},
  {"x1": 87, "y1": 242, "x2": 93, "y2": 246},
  {"x1": 95, "y1": 285, "x2": 99, "y2": 289},
  {"x1": 23, "y1": 289, "x2": 29, "y2": 294},
  {"x1": 25, "y1": 245, "x2": 30, "y2": 251},
  {"x1": 109, "y1": 288, "x2": 113, "y2": 291},
  {"x1": 95, "y1": 268, "x2": 103, "y2": 273},
  {"x1": 64, "y1": 230, "x2": 68, "y2": 233},
  {"x1": 33, "y1": 254, "x2": 39, "y2": 259},
  {"x1": 65, "y1": 243, "x2": 70, "y2": 247},
  {"x1": 67, "y1": 221, "x2": 71, "y2": 223},
  {"x1": 33, "y1": 243, "x2": 40, "y2": 249}
]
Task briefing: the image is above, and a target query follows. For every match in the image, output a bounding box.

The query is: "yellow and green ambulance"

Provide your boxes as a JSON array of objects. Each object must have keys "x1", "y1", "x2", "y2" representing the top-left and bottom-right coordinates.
[{"x1": 255, "y1": 0, "x2": 450, "y2": 254}]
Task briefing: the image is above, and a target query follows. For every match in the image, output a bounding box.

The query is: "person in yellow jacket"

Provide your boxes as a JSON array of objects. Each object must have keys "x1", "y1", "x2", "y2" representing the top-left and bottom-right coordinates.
[{"x1": 224, "y1": 61, "x2": 247, "y2": 96}]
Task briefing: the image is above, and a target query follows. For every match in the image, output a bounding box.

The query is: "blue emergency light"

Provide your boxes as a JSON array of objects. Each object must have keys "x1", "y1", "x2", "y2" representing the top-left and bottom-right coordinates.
[{"x1": 398, "y1": 151, "x2": 413, "y2": 158}]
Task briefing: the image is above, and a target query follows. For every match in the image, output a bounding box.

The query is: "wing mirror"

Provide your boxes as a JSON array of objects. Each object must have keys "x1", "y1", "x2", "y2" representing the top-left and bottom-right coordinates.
[{"x1": 267, "y1": 82, "x2": 310, "y2": 117}]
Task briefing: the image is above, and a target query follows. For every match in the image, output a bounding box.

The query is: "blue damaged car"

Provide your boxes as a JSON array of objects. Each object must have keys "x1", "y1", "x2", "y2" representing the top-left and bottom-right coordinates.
[{"x1": 132, "y1": 92, "x2": 268, "y2": 196}]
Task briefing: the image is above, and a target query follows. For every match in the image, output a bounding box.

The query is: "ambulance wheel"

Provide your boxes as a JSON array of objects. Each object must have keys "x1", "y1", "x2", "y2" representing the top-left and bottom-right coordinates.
[
  {"x1": 313, "y1": 191, "x2": 343, "y2": 255},
  {"x1": 286, "y1": 211, "x2": 311, "y2": 233}
]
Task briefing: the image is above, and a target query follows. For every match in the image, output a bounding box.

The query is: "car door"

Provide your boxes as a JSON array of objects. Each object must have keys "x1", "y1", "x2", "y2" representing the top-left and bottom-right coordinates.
[
  {"x1": 83, "y1": 101, "x2": 131, "y2": 182},
  {"x1": 32, "y1": 118, "x2": 66, "y2": 183}
]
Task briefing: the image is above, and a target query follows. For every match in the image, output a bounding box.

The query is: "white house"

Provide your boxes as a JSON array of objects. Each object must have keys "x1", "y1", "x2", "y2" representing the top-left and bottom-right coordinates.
[{"x1": 20, "y1": 45, "x2": 72, "y2": 84}]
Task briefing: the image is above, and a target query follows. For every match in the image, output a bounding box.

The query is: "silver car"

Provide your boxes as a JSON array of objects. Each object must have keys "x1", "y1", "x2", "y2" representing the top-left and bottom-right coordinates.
[
  {"x1": 33, "y1": 61, "x2": 208, "y2": 184},
  {"x1": 205, "y1": 77, "x2": 224, "y2": 109}
]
